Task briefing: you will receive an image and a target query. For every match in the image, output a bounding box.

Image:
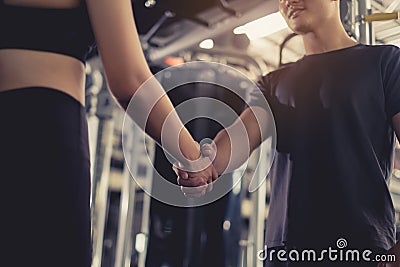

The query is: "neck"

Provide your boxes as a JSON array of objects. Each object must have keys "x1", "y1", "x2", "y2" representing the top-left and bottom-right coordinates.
[{"x1": 302, "y1": 18, "x2": 358, "y2": 55}]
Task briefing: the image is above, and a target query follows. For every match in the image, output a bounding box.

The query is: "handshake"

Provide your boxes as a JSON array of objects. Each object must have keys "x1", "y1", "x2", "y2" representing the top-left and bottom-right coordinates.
[{"x1": 173, "y1": 143, "x2": 220, "y2": 198}]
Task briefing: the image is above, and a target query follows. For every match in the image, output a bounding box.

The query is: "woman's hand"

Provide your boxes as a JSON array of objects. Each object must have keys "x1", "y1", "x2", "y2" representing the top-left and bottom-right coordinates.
[{"x1": 173, "y1": 143, "x2": 218, "y2": 197}]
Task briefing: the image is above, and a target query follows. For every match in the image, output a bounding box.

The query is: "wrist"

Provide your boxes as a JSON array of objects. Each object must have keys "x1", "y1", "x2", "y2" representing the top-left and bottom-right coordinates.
[
  {"x1": 182, "y1": 156, "x2": 212, "y2": 173},
  {"x1": 213, "y1": 161, "x2": 224, "y2": 176},
  {"x1": 179, "y1": 141, "x2": 212, "y2": 173},
  {"x1": 200, "y1": 141, "x2": 223, "y2": 176},
  {"x1": 176, "y1": 140, "x2": 212, "y2": 172},
  {"x1": 178, "y1": 129, "x2": 201, "y2": 162},
  {"x1": 180, "y1": 140, "x2": 201, "y2": 163}
]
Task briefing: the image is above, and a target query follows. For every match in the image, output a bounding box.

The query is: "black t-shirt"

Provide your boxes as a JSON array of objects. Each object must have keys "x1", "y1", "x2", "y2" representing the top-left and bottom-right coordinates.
[{"x1": 249, "y1": 44, "x2": 400, "y2": 250}]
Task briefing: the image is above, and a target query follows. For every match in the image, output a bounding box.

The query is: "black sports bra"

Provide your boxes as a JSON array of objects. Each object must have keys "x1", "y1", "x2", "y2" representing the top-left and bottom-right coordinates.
[{"x1": 0, "y1": 1, "x2": 95, "y2": 63}]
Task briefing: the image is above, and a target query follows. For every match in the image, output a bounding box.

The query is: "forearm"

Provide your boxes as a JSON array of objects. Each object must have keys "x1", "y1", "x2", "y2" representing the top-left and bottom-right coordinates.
[
  {"x1": 212, "y1": 107, "x2": 270, "y2": 175},
  {"x1": 88, "y1": 0, "x2": 200, "y2": 164},
  {"x1": 119, "y1": 78, "x2": 200, "y2": 164},
  {"x1": 213, "y1": 126, "x2": 257, "y2": 175},
  {"x1": 212, "y1": 129, "x2": 233, "y2": 175},
  {"x1": 145, "y1": 96, "x2": 201, "y2": 162}
]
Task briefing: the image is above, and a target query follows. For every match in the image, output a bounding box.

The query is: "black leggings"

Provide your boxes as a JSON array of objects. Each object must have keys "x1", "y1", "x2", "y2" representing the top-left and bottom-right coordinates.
[{"x1": 0, "y1": 87, "x2": 91, "y2": 266}]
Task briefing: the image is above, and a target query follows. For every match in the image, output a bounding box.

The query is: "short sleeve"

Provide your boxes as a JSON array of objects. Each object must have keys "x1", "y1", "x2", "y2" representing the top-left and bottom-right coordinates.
[
  {"x1": 247, "y1": 74, "x2": 271, "y2": 109},
  {"x1": 382, "y1": 45, "x2": 400, "y2": 118}
]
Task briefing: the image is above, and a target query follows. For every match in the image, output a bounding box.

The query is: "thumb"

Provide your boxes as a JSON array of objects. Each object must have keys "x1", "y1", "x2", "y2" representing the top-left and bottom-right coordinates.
[
  {"x1": 177, "y1": 168, "x2": 189, "y2": 179},
  {"x1": 201, "y1": 143, "x2": 216, "y2": 160},
  {"x1": 172, "y1": 164, "x2": 189, "y2": 179}
]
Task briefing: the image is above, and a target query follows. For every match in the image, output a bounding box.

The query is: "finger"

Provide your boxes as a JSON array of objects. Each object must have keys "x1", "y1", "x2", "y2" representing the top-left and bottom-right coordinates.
[
  {"x1": 172, "y1": 164, "x2": 189, "y2": 180},
  {"x1": 201, "y1": 148, "x2": 214, "y2": 158},
  {"x1": 199, "y1": 177, "x2": 208, "y2": 187},
  {"x1": 177, "y1": 175, "x2": 195, "y2": 186},
  {"x1": 206, "y1": 169, "x2": 213, "y2": 184},
  {"x1": 201, "y1": 143, "x2": 212, "y2": 150},
  {"x1": 178, "y1": 168, "x2": 189, "y2": 180},
  {"x1": 201, "y1": 143, "x2": 217, "y2": 159},
  {"x1": 179, "y1": 178, "x2": 198, "y2": 187},
  {"x1": 212, "y1": 165, "x2": 219, "y2": 181},
  {"x1": 177, "y1": 176, "x2": 184, "y2": 186},
  {"x1": 206, "y1": 181, "x2": 213, "y2": 193},
  {"x1": 179, "y1": 177, "x2": 207, "y2": 187},
  {"x1": 205, "y1": 173, "x2": 213, "y2": 191},
  {"x1": 201, "y1": 146, "x2": 214, "y2": 158},
  {"x1": 201, "y1": 149, "x2": 213, "y2": 157},
  {"x1": 172, "y1": 164, "x2": 179, "y2": 175}
]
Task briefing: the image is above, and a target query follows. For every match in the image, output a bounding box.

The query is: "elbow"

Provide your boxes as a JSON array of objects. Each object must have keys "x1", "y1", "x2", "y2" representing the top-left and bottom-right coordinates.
[{"x1": 107, "y1": 73, "x2": 152, "y2": 104}]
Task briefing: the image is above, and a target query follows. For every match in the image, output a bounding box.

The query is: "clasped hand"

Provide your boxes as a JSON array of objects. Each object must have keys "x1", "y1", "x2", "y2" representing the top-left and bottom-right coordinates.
[{"x1": 173, "y1": 144, "x2": 218, "y2": 198}]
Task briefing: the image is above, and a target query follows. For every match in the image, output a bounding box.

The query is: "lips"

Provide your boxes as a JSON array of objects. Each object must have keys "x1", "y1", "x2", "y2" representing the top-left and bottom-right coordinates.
[{"x1": 288, "y1": 7, "x2": 305, "y2": 19}]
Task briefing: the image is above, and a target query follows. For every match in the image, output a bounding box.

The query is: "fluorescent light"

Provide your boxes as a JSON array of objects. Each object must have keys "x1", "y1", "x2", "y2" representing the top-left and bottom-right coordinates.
[
  {"x1": 135, "y1": 233, "x2": 146, "y2": 253},
  {"x1": 199, "y1": 39, "x2": 214, "y2": 49},
  {"x1": 234, "y1": 12, "x2": 288, "y2": 40}
]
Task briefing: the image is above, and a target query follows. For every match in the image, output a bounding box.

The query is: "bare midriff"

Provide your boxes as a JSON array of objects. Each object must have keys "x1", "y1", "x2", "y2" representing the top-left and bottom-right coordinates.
[{"x1": 0, "y1": 49, "x2": 86, "y2": 106}]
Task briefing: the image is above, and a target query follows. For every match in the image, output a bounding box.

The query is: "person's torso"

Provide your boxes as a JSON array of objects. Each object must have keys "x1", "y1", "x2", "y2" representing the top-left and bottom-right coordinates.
[{"x1": 263, "y1": 44, "x2": 397, "y2": 250}]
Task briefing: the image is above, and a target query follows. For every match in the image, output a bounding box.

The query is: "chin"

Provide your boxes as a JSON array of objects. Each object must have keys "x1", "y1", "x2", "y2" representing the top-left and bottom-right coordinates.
[{"x1": 289, "y1": 22, "x2": 312, "y2": 35}]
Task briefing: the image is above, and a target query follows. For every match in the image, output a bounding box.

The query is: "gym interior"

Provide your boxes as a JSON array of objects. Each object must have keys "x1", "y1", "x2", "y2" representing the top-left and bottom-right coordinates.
[{"x1": 68, "y1": 0, "x2": 400, "y2": 266}]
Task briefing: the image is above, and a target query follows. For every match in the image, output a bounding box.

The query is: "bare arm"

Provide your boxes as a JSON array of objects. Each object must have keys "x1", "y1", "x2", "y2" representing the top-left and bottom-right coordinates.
[
  {"x1": 86, "y1": 0, "x2": 200, "y2": 165},
  {"x1": 211, "y1": 106, "x2": 271, "y2": 175},
  {"x1": 177, "y1": 105, "x2": 271, "y2": 190},
  {"x1": 209, "y1": 106, "x2": 271, "y2": 175}
]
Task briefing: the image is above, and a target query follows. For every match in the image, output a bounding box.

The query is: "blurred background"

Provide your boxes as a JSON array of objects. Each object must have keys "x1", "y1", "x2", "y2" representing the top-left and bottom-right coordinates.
[{"x1": 84, "y1": 0, "x2": 400, "y2": 266}]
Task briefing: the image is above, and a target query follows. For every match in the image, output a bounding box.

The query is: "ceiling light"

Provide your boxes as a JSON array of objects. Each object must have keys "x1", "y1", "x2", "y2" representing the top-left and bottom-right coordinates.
[
  {"x1": 199, "y1": 39, "x2": 214, "y2": 49},
  {"x1": 233, "y1": 12, "x2": 288, "y2": 40}
]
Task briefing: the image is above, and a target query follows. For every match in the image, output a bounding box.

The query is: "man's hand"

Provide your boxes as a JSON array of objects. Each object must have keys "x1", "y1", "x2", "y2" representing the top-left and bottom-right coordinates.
[
  {"x1": 200, "y1": 143, "x2": 217, "y2": 161},
  {"x1": 173, "y1": 163, "x2": 217, "y2": 198},
  {"x1": 173, "y1": 146, "x2": 218, "y2": 197}
]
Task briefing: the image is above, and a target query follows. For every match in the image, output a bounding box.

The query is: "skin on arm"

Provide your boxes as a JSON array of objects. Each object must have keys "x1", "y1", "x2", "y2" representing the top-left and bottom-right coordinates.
[
  {"x1": 177, "y1": 106, "x2": 272, "y2": 188},
  {"x1": 211, "y1": 106, "x2": 270, "y2": 175},
  {"x1": 85, "y1": 0, "x2": 208, "y2": 171}
]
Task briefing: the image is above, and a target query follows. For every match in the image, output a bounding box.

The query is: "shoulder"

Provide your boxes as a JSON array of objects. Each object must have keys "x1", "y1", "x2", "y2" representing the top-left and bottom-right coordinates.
[
  {"x1": 260, "y1": 62, "x2": 297, "y2": 87},
  {"x1": 378, "y1": 44, "x2": 400, "y2": 60},
  {"x1": 363, "y1": 45, "x2": 400, "y2": 75},
  {"x1": 360, "y1": 44, "x2": 400, "y2": 59},
  {"x1": 363, "y1": 44, "x2": 399, "y2": 52}
]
